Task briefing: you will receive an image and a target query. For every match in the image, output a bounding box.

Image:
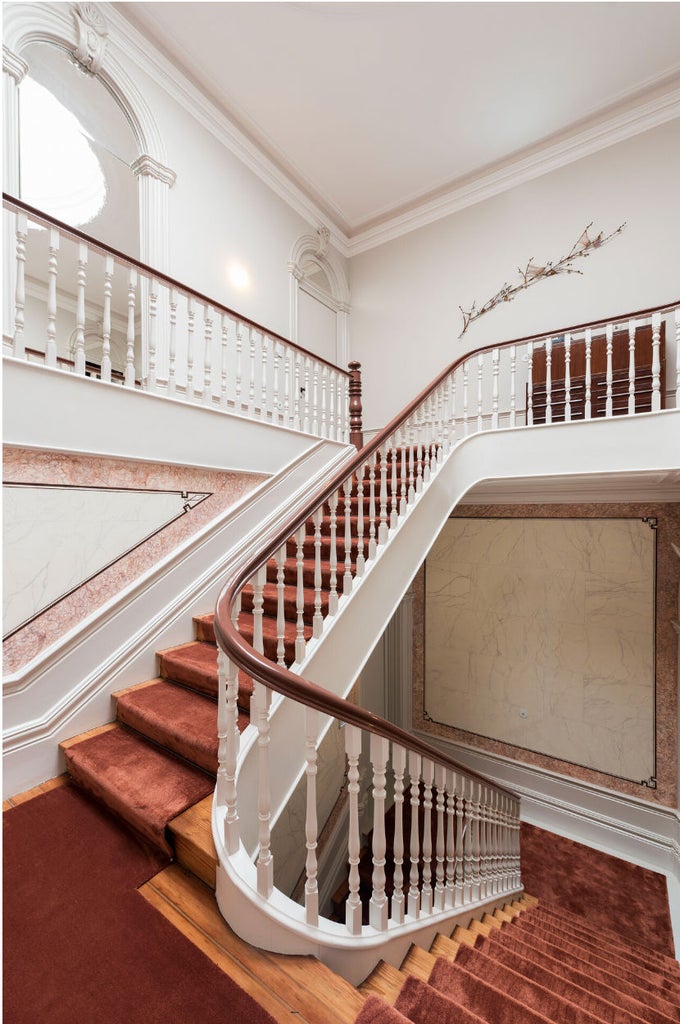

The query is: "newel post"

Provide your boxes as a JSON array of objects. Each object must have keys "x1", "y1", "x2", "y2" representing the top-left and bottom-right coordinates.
[{"x1": 348, "y1": 361, "x2": 364, "y2": 449}]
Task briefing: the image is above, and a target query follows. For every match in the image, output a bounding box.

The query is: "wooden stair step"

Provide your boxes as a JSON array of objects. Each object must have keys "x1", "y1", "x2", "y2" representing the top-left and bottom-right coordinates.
[
  {"x1": 400, "y1": 943, "x2": 437, "y2": 982},
  {"x1": 429, "y1": 932, "x2": 460, "y2": 960},
  {"x1": 168, "y1": 793, "x2": 218, "y2": 890},
  {"x1": 143, "y1": 864, "x2": 364, "y2": 1024},
  {"x1": 358, "y1": 960, "x2": 406, "y2": 1003}
]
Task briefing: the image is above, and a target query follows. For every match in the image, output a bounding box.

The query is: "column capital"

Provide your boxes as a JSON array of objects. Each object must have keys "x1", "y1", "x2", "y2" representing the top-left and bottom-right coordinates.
[
  {"x1": 131, "y1": 154, "x2": 177, "y2": 188},
  {"x1": 3, "y1": 45, "x2": 28, "y2": 84}
]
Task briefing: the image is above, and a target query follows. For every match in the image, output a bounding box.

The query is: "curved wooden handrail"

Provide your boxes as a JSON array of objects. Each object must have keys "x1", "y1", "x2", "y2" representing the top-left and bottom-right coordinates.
[
  {"x1": 215, "y1": 293, "x2": 677, "y2": 802},
  {"x1": 3, "y1": 192, "x2": 349, "y2": 376}
]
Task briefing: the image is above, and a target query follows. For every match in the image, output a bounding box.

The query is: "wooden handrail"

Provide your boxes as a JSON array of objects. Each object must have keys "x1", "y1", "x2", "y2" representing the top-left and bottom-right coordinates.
[
  {"x1": 214, "y1": 294, "x2": 677, "y2": 803},
  {"x1": 3, "y1": 192, "x2": 349, "y2": 376}
]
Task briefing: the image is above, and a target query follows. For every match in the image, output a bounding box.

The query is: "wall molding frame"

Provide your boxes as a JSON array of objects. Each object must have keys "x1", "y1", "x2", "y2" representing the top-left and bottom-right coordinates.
[{"x1": 288, "y1": 229, "x2": 350, "y2": 367}]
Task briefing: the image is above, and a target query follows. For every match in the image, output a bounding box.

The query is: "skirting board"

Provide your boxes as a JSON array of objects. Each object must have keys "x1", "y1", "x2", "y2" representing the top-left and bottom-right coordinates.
[{"x1": 413, "y1": 730, "x2": 680, "y2": 955}]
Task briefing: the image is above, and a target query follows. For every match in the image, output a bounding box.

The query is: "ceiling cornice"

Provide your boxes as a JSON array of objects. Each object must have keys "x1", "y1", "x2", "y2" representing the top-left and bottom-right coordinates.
[
  {"x1": 347, "y1": 80, "x2": 680, "y2": 256},
  {"x1": 107, "y1": 3, "x2": 680, "y2": 260},
  {"x1": 104, "y1": 3, "x2": 353, "y2": 256}
]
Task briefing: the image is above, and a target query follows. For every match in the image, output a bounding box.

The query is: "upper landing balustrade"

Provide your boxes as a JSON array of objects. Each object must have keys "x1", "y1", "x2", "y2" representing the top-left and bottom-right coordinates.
[{"x1": 3, "y1": 194, "x2": 353, "y2": 444}]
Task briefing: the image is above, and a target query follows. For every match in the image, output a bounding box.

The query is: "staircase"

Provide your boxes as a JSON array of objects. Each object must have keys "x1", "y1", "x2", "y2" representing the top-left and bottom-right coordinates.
[
  {"x1": 354, "y1": 896, "x2": 680, "y2": 1024},
  {"x1": 58, "y1": 456, "x2": 402, "y2": 877}
]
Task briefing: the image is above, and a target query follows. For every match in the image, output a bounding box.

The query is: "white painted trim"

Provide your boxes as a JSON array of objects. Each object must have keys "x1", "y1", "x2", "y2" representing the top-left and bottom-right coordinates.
[{"x1": 348, "y1": 85, "x2": 680, "y2": 255}]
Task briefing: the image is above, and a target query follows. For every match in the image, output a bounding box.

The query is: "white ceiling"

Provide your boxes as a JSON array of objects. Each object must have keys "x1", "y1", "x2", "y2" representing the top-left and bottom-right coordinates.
[{"x1": 119, "y1": 2, "x2": 680, "y2": 239}]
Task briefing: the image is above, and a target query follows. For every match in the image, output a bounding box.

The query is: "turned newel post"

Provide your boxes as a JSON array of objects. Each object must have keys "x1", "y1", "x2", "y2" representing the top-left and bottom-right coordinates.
[{"x1": 348, "y1": 360, "x2": 364, "y2": 449}]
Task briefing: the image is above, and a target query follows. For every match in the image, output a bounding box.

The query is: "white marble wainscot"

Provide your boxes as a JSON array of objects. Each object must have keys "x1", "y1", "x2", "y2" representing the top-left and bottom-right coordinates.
[
  {"x1": 424, "y1": 517, "x2": 656, "y2": 784},
  {"x1": 3, "y1": 485, "x2": 207, "y2": 635}
]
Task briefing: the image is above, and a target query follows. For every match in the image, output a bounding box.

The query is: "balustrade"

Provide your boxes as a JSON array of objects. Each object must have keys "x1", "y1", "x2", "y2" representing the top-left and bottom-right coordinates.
[{"x1": 3, "y1": 193, "x2": 352, "y2": 443}]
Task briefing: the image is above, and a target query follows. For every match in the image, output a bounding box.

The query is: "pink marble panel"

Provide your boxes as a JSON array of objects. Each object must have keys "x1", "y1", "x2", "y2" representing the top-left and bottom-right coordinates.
[{"x1": 3, "y1": 447, "x2": 266, "y2": 672}]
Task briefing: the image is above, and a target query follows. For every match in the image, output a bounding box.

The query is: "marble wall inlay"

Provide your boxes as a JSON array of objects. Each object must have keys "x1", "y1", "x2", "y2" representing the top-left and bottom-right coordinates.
[
  {"x1": 412, "y1": 503, "x2": 679, "y2": 808},
  {"x1": 2, "y1": 447, "x2": 266, "y2": 672},
  {"x1": 424, "y1": 517, "x2": 656, "y2": 784}
]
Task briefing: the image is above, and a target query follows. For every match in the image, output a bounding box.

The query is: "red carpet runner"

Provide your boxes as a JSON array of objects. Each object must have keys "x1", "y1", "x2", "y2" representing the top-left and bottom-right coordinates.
[
  {"x1": 3, "y1": 784, "x2": 277, "y2": 1024},
  {"x1": 354, "y1": 899, "x2": 680, "y2": 1024}
]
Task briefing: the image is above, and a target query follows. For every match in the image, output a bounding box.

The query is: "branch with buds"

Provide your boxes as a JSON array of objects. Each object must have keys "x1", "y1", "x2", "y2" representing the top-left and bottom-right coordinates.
[{"x1": 459, "y1": 222, "x2": 625, "y2": 337}]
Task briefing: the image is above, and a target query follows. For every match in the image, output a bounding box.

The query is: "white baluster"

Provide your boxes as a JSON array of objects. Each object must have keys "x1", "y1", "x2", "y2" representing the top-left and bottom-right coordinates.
[
  {"x1": 605, "y1": 323, "x2": 614, "y2": 417},
  {"x1": 275, "y1": 544, "x2": 286, "y2": 666},
  {"x1": 407, "y1": 435, "x2": 416, "y2": 504},
  {"x1": 378, "y1": 444, "x2": 389, "y2": 545},
  {"x1": 219, "y1": 591, "x2": 241, "y2": 854},
  {"x1": 453, "y1": 773, "x2": 464, "y2": 907},
  {"x1": 526, "y1": 342, "x2": 534, "y2": 426},
  {"x1": 312, "y1": 506, "x2": 324, "y2": 639},
  {"x1": 146, "y1": 275, "x2": 157, "y2": 391},
  {"x1": 463, "y1": 360, "x2": 469, "y2": 434},
  {"x1": 311, "y1": 363, "x2": 320, "y2": 434},
  {"x1": 327, "y1": 370, "x2": 336, "y2": 440},
  {"x1": 408, "y1": 751, "x2": 421, "y2": 919},
  {"x1": 651, "y1": 311, "x2": 662, "y2": 412},
  {"x1": 220, "y1": 314, "x2": 229, "y2": 408},
  {"x1": 445, "y1": 771, "x2": 455, "y2": 908},
  {"x1": 368, "y1": 452, "x2": 377, "y2": 559},
  {"x1": 273, "y1": 343, "x2": 282, "y2": 424},
  {"x1": 254, "y1": 680, "x2": 273, "y2": 898},
  {"x1": 345, "y1": 725, "x2": 363, "y2": 935},
  {"x1": 235, "y1": 320, "x2": 243, "y2": 410},
  {"x1": 491, "y1": 348, "x2": 499, "y2": 429},
  {"x1": 421, "y1": 758, "x2": 434, "y2": 914},
  {"x1": 450, "y1": 371, "x2": 458, "y2": 447},
  {"x1": 303, "y1": 357, "x2": 311, "y2": 432},
  {"x1": 46, "y1": 227, "x2": 60, "y2": 368},
  {"x1": 292, "y1": 352, "x2": 302, "y2": 431},
  {"x1": 564, "y1": 334, "x2": 571, "y2": 422},
  {"x1": 304, "y1": 706, "x2": 320, "y2": 926},
  {"x1": 328, "y1": 490, "x2": 339, "y2": 615},
  {"x1": 75, "y1": 242, "x2": 89, "y2": 376},
  {"x1": 477, "y1": 785, "x2": 488, "y2": 899},
  {"x1": 356, "y1": 466, "x2": 366, "y2": 577},
  {"x1": 584, "y1": 328, "x2": 592, "y2": 420},
  {"x1": 248, "y1": 327, "x2": 256, "y2": 414},
  {"x1": 343, "y1": 475, "x2": 353, "y2": 595},
  {"x1": 12, "y1": 212, "x2": 27, "y2": 359},
  {"x1": 434, "y1": 765, "x2": 446, "y2": 911},
  {"x1": 509, "y1": 345, "x2": 516, "y2": 428},
  {"x1": 260, "y1": 331, "x2": 269, "y2": 418},
  {"x1": 203, "y1": 304, "x2": 213, "y2": 406},
  {"x1": 369, "y1": 734, "x2": 389, "y2": 931},
  {"x1": 628, "y1": 320, "x2": 636, "y2": 415},
  {"x1": 462, "y1": 778, "x2": 473, "y2": 902},
  {"x1": 391, "y1": 745, "x2": 406, "y2": 925},
  {"x1": 476, "y1": 352, "x2": 484, "y2": 431},
  {"x1": 283, "y1": 350, "x2": 292, "y2": 427},
  {"x1": 168, "y1": 288, "x2": 177, "y2": 395},
  {"x1": 186, "y1": 296, "x2": 196, "y2": 399},
  {"x1": 294, "y1": 525, "x2": 307, "y2": 664},
  {"x1": 390, "y1": 444, "x2": 399, "y2": 529},
  {"x1": 545, "y1": 337, "x2": 552, "y2": 424},
  {"x1": 399, "y1": 439, "x2": 407, "y2": 517},
  {"x1": 124, "y1": 266, "x2": 136, "y2": 386}
]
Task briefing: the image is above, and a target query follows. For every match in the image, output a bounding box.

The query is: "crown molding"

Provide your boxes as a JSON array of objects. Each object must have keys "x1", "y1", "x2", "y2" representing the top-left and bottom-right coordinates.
[
  {"x1": 42, "y1": 4, "x2": 680, "y2": 261},
  {"x1": 347, "y1": 82, "x2": 680, "y2": 256},
  {"x1": 103, "y1": 3, "x2": 352, "y2": 257}
]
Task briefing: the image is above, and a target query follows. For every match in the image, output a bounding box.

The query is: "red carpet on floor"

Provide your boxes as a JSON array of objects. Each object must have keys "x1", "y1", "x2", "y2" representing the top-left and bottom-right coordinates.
[
  {"x1": 3, "y1": 784, "x2": 276, "y2": 1024},
  {"x1": 520, "y1": 822, "x2": 675, "y2": 956}
]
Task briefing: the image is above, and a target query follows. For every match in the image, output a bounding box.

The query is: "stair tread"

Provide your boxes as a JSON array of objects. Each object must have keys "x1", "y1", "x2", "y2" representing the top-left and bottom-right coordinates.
[
  {"x1": 358, "y1": 960, "x2": 406, "y2": 1002},
  {"x1": 62, "y1": 724, "x2": 214, "y2": 855},
  {"x1": 145, "y1": 864, "x2": 363, "y2": 1024},
  {"x1": 168, "y1": 793, "x2": 217, "y2": 889},
  {"x1": 115, "y1": 678, "x2": 225, "y2": 775},
  {"x1": 159, "y1": 640, "x2": 255, "y2": 704}
]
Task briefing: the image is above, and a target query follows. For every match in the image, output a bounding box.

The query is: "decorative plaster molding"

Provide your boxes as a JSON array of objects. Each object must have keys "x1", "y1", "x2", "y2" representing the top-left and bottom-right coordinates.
[
  {"x1": 348, "y1": 82, "x2": 680, "y2": 255},
  {"x1": 72, "y1": 2, "x2": 108, "y2": 74},
  {"x1": 131, "y1": 154, "x2": 177, "y2": 188},
  {"x1": 2, "y1": 45, "x2": 29, "y2": 83}
]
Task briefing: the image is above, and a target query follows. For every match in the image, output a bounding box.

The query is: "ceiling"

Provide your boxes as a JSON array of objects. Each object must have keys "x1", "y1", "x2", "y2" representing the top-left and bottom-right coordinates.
[{"x1": 118, "y1": 2, "x2": 680, "y2": 240}]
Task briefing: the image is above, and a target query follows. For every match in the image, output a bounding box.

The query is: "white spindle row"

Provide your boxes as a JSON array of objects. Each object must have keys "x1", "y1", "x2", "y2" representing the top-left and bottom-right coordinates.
[{"x1": 5, "y1": 201, "x2": 350, "y2": 441}]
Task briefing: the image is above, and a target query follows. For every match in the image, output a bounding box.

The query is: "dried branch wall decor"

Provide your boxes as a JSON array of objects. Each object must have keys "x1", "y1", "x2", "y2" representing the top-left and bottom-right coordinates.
[{"x1": 459, "y1": 221, "x2": 626, "y2": 337}]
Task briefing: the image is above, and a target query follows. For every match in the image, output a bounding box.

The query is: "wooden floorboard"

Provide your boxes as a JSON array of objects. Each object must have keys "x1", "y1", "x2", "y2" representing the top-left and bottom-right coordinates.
[
  {"x1": 4, "y1": 774, "x2": 70, "y2": 808},
  {"x1": 168, "y1": 794, "x2": 217, "y2": 889}
]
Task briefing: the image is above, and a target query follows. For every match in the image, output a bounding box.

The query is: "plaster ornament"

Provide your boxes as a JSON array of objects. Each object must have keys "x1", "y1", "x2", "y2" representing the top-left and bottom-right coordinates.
[
  {"x1": 3, "y1": 45, "x2": 29, "y2": 84},
  {"x1": 315, "y1": 226, "x2": 331, "y2": 259},
  {"x1": 72, "y1": 2, "x2": 108, "y2": 74},
  {"x1": 459, "y1": 221, "x2": 626, "y2": 337}
]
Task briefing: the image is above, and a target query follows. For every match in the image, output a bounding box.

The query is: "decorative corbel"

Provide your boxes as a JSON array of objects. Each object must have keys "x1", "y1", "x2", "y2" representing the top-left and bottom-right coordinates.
[
  {"x1": 3, "y1": 45, "x2": 29, "y2": 84},
  {"x1": 315, "y1": 226, "x2": 331, "y2": 259},
  {"x1": 72, "y1": 2, "x2": 108, "y2": 75},
  {"x1": 131, "y1": 154, "x2": 177, "y2": 188}
]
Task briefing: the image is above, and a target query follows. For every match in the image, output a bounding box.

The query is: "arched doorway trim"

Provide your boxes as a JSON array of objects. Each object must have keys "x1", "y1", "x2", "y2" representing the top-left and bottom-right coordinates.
[{"x1": 288, "y1": 227, "x2": 350, "y2": 367}]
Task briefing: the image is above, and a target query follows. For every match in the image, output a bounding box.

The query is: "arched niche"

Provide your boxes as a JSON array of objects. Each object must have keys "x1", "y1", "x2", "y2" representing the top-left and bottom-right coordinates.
[
  {"x1": 289, "y1": 228, "x2": 350, "y2": 368},
  {"x1": 3, "y1": 1, "x2": 176, "y2": 270}
]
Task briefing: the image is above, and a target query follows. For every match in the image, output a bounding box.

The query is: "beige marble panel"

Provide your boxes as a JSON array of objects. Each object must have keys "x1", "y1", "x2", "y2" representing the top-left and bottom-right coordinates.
[
  {"x1": 424, "y1": 516, "x2": 656, "y2": 784},
  {"x1": 414, "y1": 502, "x2": 679, "y2": 808}
]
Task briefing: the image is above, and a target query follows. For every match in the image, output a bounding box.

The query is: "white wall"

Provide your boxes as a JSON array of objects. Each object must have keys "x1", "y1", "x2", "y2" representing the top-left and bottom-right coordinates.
[{"x1": 350, "y1": 120, "x2": 680, "y2": 430}]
